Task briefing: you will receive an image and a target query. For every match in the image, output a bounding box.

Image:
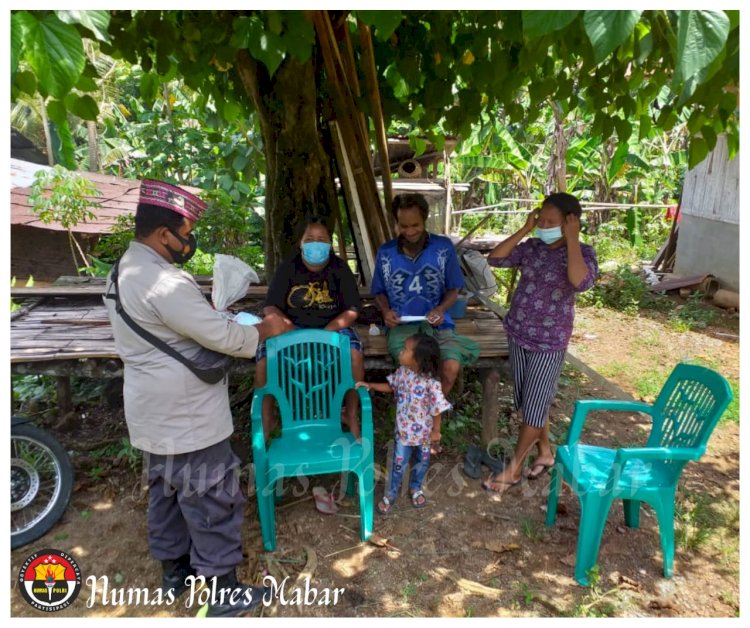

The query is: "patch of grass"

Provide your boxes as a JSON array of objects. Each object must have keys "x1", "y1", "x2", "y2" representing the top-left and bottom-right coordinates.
[
  {"x1": 598, "y1": 362, "x2": 630, "y2": 379},
  {"x1": 633, "y1": 368, "x2": 667, "y2": 401},
  {"x1": 515, "y1": 582, "x2": 535, "y2": 607},
  {"x1": 568, "y1": 566, "x2": 620, "y2": 617},
  {"x1": 579, "y1": 266, "x2": 649, "y2": 315},
  {"x1": 674, "y1": 490, "x2": 718, "y2": 552},
  {"x1": 402, "y1": 582, "x2": 418, "y2": 600},
  {"x1": 667, "y1": 293, "x2": 718, "y2": 331},
  {"x1": 520, "y1": 517, "x2": 544, "y2": 542}
]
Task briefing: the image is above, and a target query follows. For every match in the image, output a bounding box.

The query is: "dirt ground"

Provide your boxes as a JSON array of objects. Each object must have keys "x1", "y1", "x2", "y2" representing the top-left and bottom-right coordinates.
[{"x1": 10, "y1": 302, "x2": 740, "y2": 618}]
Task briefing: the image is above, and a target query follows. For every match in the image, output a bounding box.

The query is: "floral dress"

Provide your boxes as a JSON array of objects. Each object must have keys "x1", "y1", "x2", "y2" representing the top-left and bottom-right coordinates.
[{"x1": 386, "y1": 366, "x2": 452, "y2": 446}]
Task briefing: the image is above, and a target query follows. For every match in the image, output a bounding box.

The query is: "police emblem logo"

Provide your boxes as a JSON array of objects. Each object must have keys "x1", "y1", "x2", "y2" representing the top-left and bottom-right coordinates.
[
  {"x1": 167, "y1": 193, "x2": 185, "y2": 209},
  {"x1": 18, "y1": 549, "x2": 82, "y2": 612}
]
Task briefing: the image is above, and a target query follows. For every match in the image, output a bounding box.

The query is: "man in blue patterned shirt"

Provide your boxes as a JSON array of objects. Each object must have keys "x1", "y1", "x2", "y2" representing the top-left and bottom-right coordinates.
[{"x1": 372, "y1": 193, "x2": 480, "y2": 399}]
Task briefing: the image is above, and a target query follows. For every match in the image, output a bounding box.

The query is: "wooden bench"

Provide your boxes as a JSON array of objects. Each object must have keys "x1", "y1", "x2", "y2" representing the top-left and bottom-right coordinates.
[{"x1": 11, "y1": 290, "x2": 509, "y2": 446}]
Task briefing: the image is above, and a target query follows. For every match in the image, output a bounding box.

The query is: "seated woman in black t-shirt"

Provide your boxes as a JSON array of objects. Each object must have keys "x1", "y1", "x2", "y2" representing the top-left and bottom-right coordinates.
[{"x1": 255, "y1": 217, "x2": 364, "y2": 440}]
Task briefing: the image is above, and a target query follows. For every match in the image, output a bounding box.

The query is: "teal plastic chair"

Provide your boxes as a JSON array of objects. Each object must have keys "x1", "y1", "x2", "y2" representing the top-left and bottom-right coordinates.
[
  {"x1": 546, "y1": 363, "x2": 733, "y2": 585},
  {"x1": 251, "y1": 329, "x2": 374, "y2": 551}
]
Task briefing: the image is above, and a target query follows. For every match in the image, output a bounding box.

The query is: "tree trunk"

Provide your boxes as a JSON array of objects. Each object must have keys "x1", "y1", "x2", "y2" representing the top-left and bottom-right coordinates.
[
  {"x1": 546, "y1": 102, "x2": 567, "y2": 194},
  {"x1": 86, "y1": 121, "x2": 99, "y2": 172},
  {"x1": 235, "y1": 51, "x2": 339, "y2": 277},
  {"x1": 40, "y1": 96, "x2": 55, "y2": 166}
]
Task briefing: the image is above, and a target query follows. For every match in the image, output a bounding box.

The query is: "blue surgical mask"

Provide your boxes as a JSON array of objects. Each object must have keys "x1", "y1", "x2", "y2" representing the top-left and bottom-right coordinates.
[
  {"x1": 535, "y1": 226, "x2": 563, "y2": 245},
  {"x1": 301, "y1": 241, "x2": 331, "y2": 265}
]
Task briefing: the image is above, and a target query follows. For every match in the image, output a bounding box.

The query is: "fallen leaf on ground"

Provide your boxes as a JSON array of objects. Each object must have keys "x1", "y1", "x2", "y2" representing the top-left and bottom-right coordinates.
[
  {"x1": 471, "y1": 540, "x2": 520, "y2": 554},
  {"x1": 368, "y1": 533, "x2": 400, "y2": 552},
  {"x1": 619, "y1": 575, "x2": 641, "y2": 590}
]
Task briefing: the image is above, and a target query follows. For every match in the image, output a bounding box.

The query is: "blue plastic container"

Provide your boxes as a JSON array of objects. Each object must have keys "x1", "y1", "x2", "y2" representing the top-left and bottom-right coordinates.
[{"x1": 448, "y1": 294, "x2": 468, "y2": 319}]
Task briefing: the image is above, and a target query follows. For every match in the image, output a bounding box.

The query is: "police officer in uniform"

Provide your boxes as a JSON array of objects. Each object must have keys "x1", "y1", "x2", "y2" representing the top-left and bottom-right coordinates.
[{"x1": 104, "y1": 179, "x2": 290, "y2": 617}]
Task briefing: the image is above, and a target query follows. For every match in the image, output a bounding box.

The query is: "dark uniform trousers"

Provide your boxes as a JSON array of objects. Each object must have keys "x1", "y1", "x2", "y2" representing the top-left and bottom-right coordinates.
[{"x1": 145, "y1": 438, "x2": 245, "y2": 577}]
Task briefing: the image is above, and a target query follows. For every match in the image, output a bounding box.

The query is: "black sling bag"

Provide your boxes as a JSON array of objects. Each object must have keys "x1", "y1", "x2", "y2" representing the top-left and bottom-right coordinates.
[{"x1": 105, "y1": 259, "x2": 232, "y2": 385}]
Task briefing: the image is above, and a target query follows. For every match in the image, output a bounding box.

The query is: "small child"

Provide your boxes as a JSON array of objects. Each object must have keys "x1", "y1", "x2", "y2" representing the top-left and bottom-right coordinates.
[{"x1": 356, "y1": 333, "x2": 452, "y2": 513}]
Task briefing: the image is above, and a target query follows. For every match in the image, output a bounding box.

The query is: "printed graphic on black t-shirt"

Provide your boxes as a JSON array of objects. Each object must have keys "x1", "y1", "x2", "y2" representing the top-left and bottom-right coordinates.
[
  {"x1": 265, "y1": 253, "x2": 360, "y2": 329},
  {"x1": 287, "y1": 281, "x2": 336, "y2": 311}
]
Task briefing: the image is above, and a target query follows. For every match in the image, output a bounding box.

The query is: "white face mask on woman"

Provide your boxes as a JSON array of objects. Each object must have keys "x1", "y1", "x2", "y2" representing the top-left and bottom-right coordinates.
[{"x1": 535, "y1": 225, "x2": 563, "y2": 245}]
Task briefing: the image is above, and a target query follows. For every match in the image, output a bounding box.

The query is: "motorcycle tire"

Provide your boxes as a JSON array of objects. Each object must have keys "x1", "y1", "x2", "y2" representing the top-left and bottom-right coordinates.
[{"x1": 11, "y1": 422, "x2": 74, "y2": 550}]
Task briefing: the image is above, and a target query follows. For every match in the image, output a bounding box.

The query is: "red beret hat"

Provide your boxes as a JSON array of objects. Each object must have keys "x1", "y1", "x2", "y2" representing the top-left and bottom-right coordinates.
[{"x1": 139, "y1": 179, "x2": 207, "y2": 221}]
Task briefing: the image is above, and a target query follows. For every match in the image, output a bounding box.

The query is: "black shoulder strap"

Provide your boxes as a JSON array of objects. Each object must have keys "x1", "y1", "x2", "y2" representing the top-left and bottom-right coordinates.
[{"x1": 105, "y1": 259, "x2": 207, "y2": 376}]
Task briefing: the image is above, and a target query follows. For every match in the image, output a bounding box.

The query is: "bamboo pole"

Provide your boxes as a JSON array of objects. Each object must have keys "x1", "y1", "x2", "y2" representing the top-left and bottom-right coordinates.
[
  {"x1": 358, "y1": 21, "x2": 393, "y2": 217},
  {"x1": 312, "y1": 10, "x2": 388, "y2": 253}
]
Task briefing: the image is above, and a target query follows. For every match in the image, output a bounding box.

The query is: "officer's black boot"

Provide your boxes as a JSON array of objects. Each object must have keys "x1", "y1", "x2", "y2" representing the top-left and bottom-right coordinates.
[
  {"x1": 161, "y1": 554, "x2": 196, "y2": 598},
  {"x1": 205, "y1": 569, "x2": 271, "y2": 618}
]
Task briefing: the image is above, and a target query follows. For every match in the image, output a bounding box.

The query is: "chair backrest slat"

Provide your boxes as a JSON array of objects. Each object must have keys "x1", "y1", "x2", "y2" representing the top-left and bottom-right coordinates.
[
  {"x1": 264, "y1": 329, "x2": 353, "y2": 429},
  {"x1": 648, "y1": 364, "x2": 733, "y2": 451}
]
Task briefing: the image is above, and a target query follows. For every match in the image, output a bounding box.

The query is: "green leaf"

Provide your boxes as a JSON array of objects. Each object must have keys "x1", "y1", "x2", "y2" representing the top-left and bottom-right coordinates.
[
  {"x1": 14, "y1": 12, "x2": 85, "y2": 99},
  {"x1": 625, "y1": 208, "x2": 643, "y2": 246},
  {"x1": 11, "y1": 12, "x2": 23, "y2": 79},
  {"x1": 283, "y1": 12, "x2": 315, "y2": 64},
  {"x1": 248, "y1": 30, "x2": 285, "y2": 77},
  {"x1": 638, "y1": 114, "x2": 652, "y2": 141},
  {"x1": 66, "y1": 93, "x2": 99, "y2": 120},
  {"x1": 522, "y1": 11, "x2": 579, "y2": 39},
  {"x1": 14, "y1": 70, "x2": 37, "y2": 96},
  {"x1": 356, "y1": 11, "x2": 403, "y2": 41},
  {"x1": 222, "y1": 100, "x2": 241, "y2": 123},
  {"x1": 139, "y1": 72, "x2": 160, "y2": 106},
  {"x1": 54, "y1": 120, "x2": 77, "y2": 169},
  {"x1": 267, "y1": 11, "x2": 283, "y2": 35},
  {"x1": 55, "y1": 10, "x2": 111, "y2": 43},
  {"x1": 688, "y1": 136, "x2": 709, "y2": 169},
  {"x1": 700, "y1": 125, "x2": 717, "y2": 151},
  {"x1": 46, "y1": 99, "x2": 68, "y2": 125},
  {"x1": 583, "y1": 11, "x2": 642, "y2": 63},
  {"x1": 75, "y1": 74, "x2": 97, "y2": 91},
  {"x1": 232, "y1": 154, "x2": 249, "y2": 172},
  {"x1": 674, "y1": 11, "x2": 730, "y2": 85},
  {"x1": 409, "y1": 135, "x2": 427, "y2": 158}
]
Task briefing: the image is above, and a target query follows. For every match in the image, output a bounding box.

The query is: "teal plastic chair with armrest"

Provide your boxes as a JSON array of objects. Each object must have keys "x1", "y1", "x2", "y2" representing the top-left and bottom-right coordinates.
[
  {"x1": 545, "y1": 363, "x2": 733, "y2": 585},
  {"x1": 251, "y1": 329, "x2": 374, "y2": 551}
]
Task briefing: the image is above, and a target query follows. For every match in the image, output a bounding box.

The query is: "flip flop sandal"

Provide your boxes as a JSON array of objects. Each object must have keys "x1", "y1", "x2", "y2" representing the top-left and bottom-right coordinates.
[
  {"x1": 376, "y1": 496, "x2": 393, "y2": 515},
  {"x1": 411, "y1": 490, "x2": 427, "y2": 509},
  {"x1": 481, "y1": 477, "x2": 521, "y2": 494},
  {"x1": 312, "y1": 486, "x2": 338, "y2": 515},
  {"x1": 525, "y1": 462, "x2": 553, "y2": 480}
]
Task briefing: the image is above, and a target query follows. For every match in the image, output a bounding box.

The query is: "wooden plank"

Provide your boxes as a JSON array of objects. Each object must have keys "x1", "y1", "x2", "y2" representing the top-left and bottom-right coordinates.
[
  {"x1": 11, "y1": 284, "x2": 378, "y2": 299},
  {"x1": 11, "y1": 298, "x2": 509, "y2": 367}
]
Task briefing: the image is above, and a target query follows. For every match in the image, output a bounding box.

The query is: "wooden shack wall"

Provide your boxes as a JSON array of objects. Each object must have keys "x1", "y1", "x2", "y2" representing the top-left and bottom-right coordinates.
[
  {"x1": 11, "y1": 225, "x2": 98, "y2": 282},
  {"x1": 674, "y1": 135, "x2": 739, "y2": 291}
]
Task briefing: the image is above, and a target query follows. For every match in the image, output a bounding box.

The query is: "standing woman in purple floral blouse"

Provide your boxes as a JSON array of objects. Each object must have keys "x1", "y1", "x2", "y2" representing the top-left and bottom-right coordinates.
[{"x1": 482, "y1": 192, "x2": 598, "y2": 494}]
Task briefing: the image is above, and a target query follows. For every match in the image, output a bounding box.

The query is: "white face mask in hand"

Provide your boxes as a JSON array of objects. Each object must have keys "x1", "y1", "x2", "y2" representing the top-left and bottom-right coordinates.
[{"x1": 535, "y1": 226, "x2": 563, "y2": 244}]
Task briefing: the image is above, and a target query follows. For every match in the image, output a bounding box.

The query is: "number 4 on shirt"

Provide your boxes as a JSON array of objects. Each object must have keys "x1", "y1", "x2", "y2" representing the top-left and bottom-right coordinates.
[{"x1": 408, "y1": 276, "x2": 423, "y2": 294}]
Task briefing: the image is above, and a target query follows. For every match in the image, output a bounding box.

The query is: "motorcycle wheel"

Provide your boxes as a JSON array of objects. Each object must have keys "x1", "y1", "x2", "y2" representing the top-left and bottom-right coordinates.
[{"x1": 11, "y1": 422, "x2": 74, "y2": 550}]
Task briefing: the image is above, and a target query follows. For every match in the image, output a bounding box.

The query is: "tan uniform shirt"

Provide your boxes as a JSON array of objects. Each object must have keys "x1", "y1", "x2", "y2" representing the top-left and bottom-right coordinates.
[{"x1": 104, "y1": 241, "x2": 259, "y2": 455}]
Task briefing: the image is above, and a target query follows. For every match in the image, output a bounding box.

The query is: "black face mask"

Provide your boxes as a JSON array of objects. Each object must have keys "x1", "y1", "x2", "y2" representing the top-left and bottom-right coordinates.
[{"x1": 165, "y1": 229, "x2": 197, "y2": 265}]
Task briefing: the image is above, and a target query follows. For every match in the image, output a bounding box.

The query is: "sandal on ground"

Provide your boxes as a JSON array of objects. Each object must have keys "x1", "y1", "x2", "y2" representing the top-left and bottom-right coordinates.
[
  {"x1": 312, "y1": 486, "x2": 338, "y2": 515},
  {"x1": 481, "y1": 476, "x2": 521, "y2": 494},
  {"x1": 376, "y1": 496, "x2": 393, "y2": 515},
  {"x1": 411, "y1": 490, "x2": 427, "y2": 509},
  {"x1": 524, "y1": 461, "x2": 554, "y2": 480}
]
